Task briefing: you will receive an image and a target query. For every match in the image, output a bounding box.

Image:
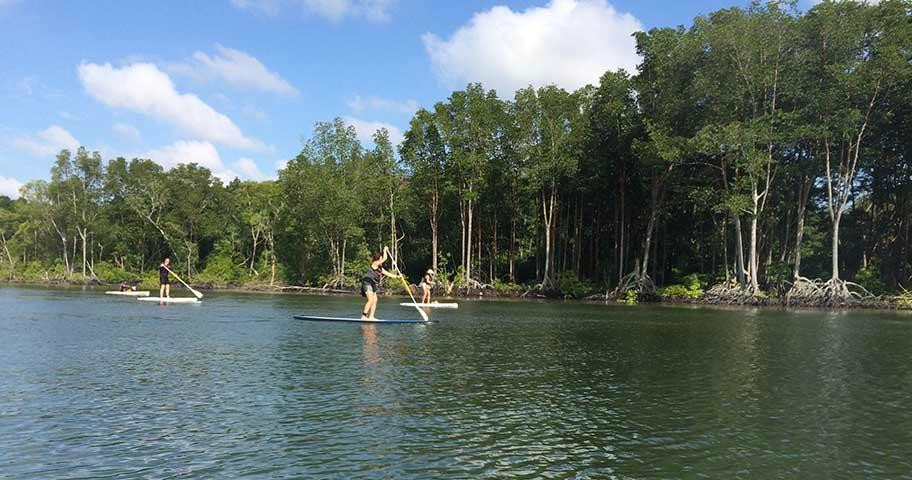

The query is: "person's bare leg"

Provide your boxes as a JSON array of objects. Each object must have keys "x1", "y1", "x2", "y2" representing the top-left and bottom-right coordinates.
[
  {"x1": 160, "y1": 284, "x2": 165, "y2": 298},
  {"x1": 368, "y1": 295, "x2": 378, "y2": 320},
  {"x1": 165, "y1": 284, "x2": 170, "y2": 298},
  {"x1": 362, "y1": 292, "x2": 372, "y2": 319}
]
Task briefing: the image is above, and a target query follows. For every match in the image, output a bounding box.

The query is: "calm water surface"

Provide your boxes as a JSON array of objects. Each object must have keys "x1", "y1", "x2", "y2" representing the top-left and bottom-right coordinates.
[{"x1": 1, "y1": 286, "x2": 911, "y2": 479}]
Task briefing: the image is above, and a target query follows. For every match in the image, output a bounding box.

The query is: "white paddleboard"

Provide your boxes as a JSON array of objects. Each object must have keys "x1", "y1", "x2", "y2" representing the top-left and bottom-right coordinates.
[
  {"x1": 138, "y1": 297, "x2": 200, "y2": 303},
  {"x1": 293, "y1": 315, "x2": 428, "y2": 324},
  {"x1": 399, "y1": 302, "x2": 458, "y2": 309},
  {"x1": 105, "y1": 291, "x2": 151, "y2": 297}
]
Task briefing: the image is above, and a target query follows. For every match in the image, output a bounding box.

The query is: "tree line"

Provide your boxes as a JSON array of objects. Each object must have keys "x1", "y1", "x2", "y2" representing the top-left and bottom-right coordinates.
[{"x1": 2, "y1": 1, "x2": 911, "y2": 304}]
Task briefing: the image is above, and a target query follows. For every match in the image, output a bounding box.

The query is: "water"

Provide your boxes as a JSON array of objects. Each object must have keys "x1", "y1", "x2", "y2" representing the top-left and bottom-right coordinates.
[{"x1": 1, "y1": 286, "x2": 911, "y2": 479}]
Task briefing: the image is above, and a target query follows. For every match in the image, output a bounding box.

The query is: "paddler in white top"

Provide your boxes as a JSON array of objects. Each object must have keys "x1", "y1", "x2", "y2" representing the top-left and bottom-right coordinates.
[{"x1": 419, "y1": 269, "x2": 436, "y2": 304}]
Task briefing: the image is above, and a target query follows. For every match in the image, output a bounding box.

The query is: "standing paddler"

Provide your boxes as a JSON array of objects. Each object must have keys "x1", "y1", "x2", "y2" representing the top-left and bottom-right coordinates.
[
  {"x1": 360, "y1": 247, "x2": 402, "y2": 320},
  {"x1": 159, "y1": 257, "x2": 172, "y2": 298}
]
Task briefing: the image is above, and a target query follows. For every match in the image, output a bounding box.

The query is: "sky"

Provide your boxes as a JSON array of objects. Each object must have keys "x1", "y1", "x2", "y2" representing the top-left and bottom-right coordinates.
[{"x1": 0, "y1": 0, "x2": 808, "y2": 198}]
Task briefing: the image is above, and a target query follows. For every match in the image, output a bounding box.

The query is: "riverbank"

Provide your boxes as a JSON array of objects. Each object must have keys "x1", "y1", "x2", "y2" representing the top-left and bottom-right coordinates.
[{"x1": 4, "y1": 277, "x2": 911, "y2": 311}]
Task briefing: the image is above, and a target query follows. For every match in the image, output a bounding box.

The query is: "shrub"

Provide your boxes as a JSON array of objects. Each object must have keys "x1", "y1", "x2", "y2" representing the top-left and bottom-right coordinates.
[
  {"x1": 198, "y1": 253, "x2": 247, "y2": 286},
  {"x1": 92, "y1": 261, "x2": 138, "y2": 284},
  {"x1": 659, "y1": 272, "x2": 705, "y2": 300},
  {"x1": 854, "y1": 265, "x2": 885, "y2": 296},
  {"x1": 617, "y1": 288, "x2": 638, "y2": 305},
  {"x1": 491, "y1": 279, "x2": 524, "y2": 295},
  {"x1": 553, "y1": 271, "x2": 593, "y2": 299}
]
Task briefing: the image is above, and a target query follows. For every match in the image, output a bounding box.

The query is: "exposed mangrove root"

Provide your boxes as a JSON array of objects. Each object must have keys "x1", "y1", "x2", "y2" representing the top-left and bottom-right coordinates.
[
  {"x1": 704, "y1": 279, "x2": 763, "y2": 305},
  {"x1": 786, "y1": 276, "x2": 872, "y2": 307},
  {"x1": 609, "y1": 271, "x2": 658, "y2": 301}
]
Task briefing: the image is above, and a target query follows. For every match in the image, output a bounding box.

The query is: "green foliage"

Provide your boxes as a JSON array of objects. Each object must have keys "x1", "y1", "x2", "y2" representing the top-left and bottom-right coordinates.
[
  {"x1": 92, "y1": 261, "x2": 138, "y2": 284},
  {"x1": 138, "y1": 271, "x2": 160, "y2": 290},
  {"x1": 553, "y1": 271, "x2": 593, "y2": 299},
  {"x1": 659, "y1": 273, "x2": 705, "y2": 299},
  {"x1": 618, "y1": 289, "x2": 638, "y2": 305},
  {"x1": 895, "y1": 290, "x2": 912, "y2": 309},
  {"x1": 197, "y1": 239, "x2": 248, "y2": 286},
  {"x1": 490, "y1": 279, "x2": 524, "y2": 296},
  {"x1": 854, "y1": 265, "x2": 885, "y2": 296},
  {"x1": 3, "y1": 2, "x2": 912, "y2": 302}
]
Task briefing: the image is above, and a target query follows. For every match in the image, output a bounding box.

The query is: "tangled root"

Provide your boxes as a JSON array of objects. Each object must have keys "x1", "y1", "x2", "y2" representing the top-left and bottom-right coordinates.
[
  {"x1": 704, "y1": 279, "x2": 762, "y2": 305},
  {"x1": 787, "y1": 276, "x2": 872, "y2": 307},
  {"x1": 608, "y1": 271, "x2": 658, "y2": 301}
]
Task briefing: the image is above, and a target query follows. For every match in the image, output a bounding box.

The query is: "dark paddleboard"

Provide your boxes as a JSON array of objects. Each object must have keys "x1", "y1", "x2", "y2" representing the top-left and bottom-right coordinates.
[{"x1": 293, "y1": 315, "x2": 429, "y2": 324}]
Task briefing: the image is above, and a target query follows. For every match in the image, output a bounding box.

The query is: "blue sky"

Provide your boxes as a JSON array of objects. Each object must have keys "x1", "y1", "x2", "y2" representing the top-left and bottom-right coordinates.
[{"x1": 0, "y1": 0, "x2": 784, "y2": 197}]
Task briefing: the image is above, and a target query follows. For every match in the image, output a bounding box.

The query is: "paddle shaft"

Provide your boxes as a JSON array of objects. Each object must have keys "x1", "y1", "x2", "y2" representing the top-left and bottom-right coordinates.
[
  {"x1": 385, "y1": 247, "x2": 428, "y2": 321},
  {"x1": 162, "y1": 264, "x2": 203, "y2": 298}
]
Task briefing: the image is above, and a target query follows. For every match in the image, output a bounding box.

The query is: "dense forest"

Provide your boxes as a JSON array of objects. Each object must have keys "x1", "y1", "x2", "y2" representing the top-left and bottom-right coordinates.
[{"x1": 2, "y1": 1, "x2": 911, "y2": 305}]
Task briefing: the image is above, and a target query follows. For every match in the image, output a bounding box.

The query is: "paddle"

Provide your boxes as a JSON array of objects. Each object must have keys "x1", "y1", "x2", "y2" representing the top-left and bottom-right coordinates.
[
  {"x1": 384, "y1": 246, "x2": 428, "y2": 322},
  {"x1": 162, "y1": 264, "x2": 204, "y2": 299}
]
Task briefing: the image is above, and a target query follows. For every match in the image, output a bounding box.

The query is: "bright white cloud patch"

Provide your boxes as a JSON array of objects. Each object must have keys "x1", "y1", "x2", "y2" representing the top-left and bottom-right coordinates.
[
  {"x1": 344, "y1": 116, "x2": 403, "y2": 148},
  {"x1": 112, "y1": 123, "x2": 141, "y2": 143},
  {"x1": 78, "y1": 62, "x2": 264, "y2": 151},
  {"x1": 234, "y1": 157, "x2": 269, "y2": 181},
  {"x1": 12, "y1": 125, "x2": 80, "y2": 156},
  {"x1": 142, "y1": 141, "x2": 274, "y2": 183},
  {"x1": 176, "y1": 45, "x2": 298, "y2": 96},
  {"x1": 0, "y1": 175, "x2": 23, "y2": 199},
  {"x1": 231, "y1": 0, "x2": 395, "y2": 22},
  {"x1": 346, "y1": 95, "x2": 419, "y2": 114},
  {"x1": 143, "y1": 140, "x2": 240, "y2": 182},
  {"x1": 423, "y1": 0, "x2": 642, "y2": 95}
]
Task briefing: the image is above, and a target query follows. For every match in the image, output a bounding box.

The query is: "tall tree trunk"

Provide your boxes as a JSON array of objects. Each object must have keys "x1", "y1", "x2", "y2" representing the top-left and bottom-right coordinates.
[
  {"x1": 466, "y1": 196, "x2": 473, "y2": 285},
  {"x1": 749, "y1": 208, "x2": 760, "y2": 292},
  {"x1": 831, "y1": 213, "x2": 842, "y2": 281},
  {"x1": 733, "y1": 215, "x2": 746, "y2": 286},
  {"x1": 429, "y1": 188, "x2": 439, "y2": 273},
  {"x1": 541, "y1": 185, "x2": 557, "y2": 287},
  {"x1": 509, "y1": 216, "x2": 516, "y2": 283},
  {"x1": 389, "y1": 191, "x2": 397, "y2": 262},
  {"x1": 793, "y1": 177, "x2": 810, "y2": 280}
]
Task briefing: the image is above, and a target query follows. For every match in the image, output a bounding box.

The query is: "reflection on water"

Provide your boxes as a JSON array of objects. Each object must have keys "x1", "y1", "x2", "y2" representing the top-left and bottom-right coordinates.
[{"x1": 1, "y1": 286, "x2": 911, "y2": 479}]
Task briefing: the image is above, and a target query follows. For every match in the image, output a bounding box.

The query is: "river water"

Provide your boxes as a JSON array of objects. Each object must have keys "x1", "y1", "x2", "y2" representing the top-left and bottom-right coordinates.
[{"x1": 1, "y1": 286, "x2": 910, "y2": 479}]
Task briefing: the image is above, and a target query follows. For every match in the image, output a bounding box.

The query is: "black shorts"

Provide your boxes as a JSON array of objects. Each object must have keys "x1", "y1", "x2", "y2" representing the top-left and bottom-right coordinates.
[
  {"x1": 160, "y1": 277, "x2": 170, "y2": 286},
  {"x1": 360, "y1": 279, "x2": 377, "y2": 297}
]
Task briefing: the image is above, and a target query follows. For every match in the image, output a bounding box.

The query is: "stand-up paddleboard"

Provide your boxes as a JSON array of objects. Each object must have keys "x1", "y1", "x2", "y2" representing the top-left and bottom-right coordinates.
[
  {"x1": 138, "y1": 297, "x2": 200, "y2": 303},
  {"x1": 106, "y1": 291, "x2": 151, "y2": 297},
  {"x1": 399, "y1": 302, "x2": 458, "y2": 309},
  {"x1": 293, "y1": 315, "x2": 428, "y2": 324}
]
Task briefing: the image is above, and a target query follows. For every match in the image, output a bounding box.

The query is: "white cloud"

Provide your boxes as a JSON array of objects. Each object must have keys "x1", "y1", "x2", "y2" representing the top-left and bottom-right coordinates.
[
  {"x1": 231, "y1": 0, "x2": 395, "y2": 22},
  {"x1": 174, "y1": 45, "x2": 298, "y2": 96},
  {"x1": 422, "y1": 0, "x2": 642, "y2": 95},
  {"x1": 234, "y1": 157, "x2": 269, "y2": 180},
  {"x1": 12, "y1": 125, "x2": 80, "y2": 157},
  {"x1": 346, "y1": 95, "x2": 419, "y2": 114},
  {"x1": 77, "y1": 62, "x2": 264, "y2": 151},
  {"x1": 143, "y1": 140, "x2": 240, "y2": 182},
  {"x1": 141, "y1": 141, "x2": 276, "y2": 183},
  {"x1": 344, "y1": 116, "x2": 404, "y2": 147},
  {"x1": 112, "y1": 123, "x2": 141, "y2": 143},
  {"x1": 0, "y1": 175, "x2": 23, "y2": 199}
]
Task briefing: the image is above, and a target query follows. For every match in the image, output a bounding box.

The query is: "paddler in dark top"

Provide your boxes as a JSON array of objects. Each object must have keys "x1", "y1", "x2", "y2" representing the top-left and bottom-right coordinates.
[
  {"x1": 159, "y1": 257, "x2": 172, "y2": 298},
  {"x1": 361, "y1": 248, "x2": 401, "y2": 320}
]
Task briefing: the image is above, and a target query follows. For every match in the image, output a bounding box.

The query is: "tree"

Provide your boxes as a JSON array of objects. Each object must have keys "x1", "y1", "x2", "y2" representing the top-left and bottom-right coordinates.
[{"x1": 401, "y1": 109, "x2": 448, "y2": 272}]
